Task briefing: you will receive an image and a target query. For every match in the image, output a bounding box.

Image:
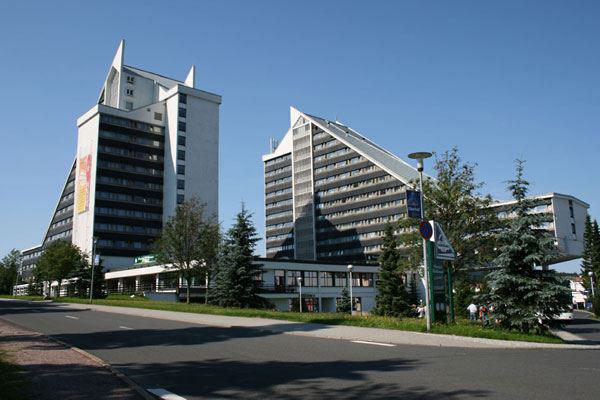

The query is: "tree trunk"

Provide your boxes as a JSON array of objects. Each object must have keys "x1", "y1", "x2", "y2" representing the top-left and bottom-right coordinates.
[{"x1": 186, "y1": 278, "x2": 191, "y2": 304}]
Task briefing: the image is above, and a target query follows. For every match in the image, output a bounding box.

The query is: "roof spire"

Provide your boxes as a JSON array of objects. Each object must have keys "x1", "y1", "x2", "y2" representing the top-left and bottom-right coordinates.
[{"x1": 185, "y1": 65, "x2": 195, "y2": 88}]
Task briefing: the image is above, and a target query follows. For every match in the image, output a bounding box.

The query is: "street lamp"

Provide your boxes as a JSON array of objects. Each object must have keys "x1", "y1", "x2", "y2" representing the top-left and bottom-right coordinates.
[
  {"x1": 89, "y1": 237, "x2": 98, "y2": 304},
  {"x1": 298, "y1": 276, "x2": 303, "y2": 313},
  {"x1": 347, "y1": 264, "x2": 354, "y2": 314},
  {"x1": 408, "y1": 151, "x2": 433, "y2": 332},
  {"x1": 589, "y1": 271, "x2": 595, "y2": 299}
]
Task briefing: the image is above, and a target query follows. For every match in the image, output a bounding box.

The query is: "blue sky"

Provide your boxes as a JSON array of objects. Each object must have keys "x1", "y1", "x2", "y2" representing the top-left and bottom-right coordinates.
[{"x1": 0, "y1": 1, "x2": 598, "y2": 272}]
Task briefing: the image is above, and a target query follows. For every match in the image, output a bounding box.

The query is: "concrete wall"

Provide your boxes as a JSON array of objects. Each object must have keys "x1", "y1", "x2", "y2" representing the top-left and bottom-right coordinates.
[
  {"x1": 552, "y1": 196, "x2": 587, "y2": 258},
  {"x1": 181, "y1": 88, "x2": 220, "y2": 219}
]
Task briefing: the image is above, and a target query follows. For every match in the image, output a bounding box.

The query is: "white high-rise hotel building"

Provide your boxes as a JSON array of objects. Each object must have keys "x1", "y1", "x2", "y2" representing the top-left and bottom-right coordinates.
[{"x1": 20, "y1": 41, "x2": 221, "y2": 275}]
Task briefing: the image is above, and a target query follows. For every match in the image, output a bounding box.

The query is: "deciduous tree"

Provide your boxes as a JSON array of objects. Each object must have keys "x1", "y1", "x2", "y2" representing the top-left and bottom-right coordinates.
[
  {"x1": 36, "y1": 241, "x2": 87, "y2": 297},
  {"x1": 155, "y1": 198, "x2": 220, "y2": 304}
]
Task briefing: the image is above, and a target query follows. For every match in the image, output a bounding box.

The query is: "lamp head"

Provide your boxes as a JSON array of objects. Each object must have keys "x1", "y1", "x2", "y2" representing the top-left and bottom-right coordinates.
[
  {"x1": 347, "y1": 264, "x2": 354, "y2": 271},
  {"x1": 589, "y1": 271, "x2": 594, "y2": 277},
  {"x1": 408, "y1": 152, "x2": 432, "y2": 172}
]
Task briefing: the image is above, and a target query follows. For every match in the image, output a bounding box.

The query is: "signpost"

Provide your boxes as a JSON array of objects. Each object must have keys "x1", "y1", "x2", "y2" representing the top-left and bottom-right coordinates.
[{"x1": 423, "y1": 221, "x2": 456, "y2": 324}]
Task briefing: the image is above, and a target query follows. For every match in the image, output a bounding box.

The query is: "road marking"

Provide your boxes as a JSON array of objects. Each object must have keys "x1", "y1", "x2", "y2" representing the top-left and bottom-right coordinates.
[
  {"x1": 351, "y1": 340, "x2": 396, "y2": 347},
  {"x1": 119, "y1": 325, "x2": 134, "y2": 330},
  {"x1": 147, "y1": 388, "x2": 187, "y2": 400},
  {"x1": 65, "y1": 315, "x2": 79, "y2": 320}
]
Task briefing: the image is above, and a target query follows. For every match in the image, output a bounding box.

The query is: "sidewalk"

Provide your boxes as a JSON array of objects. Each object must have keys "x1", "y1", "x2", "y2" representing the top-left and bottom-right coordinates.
[
  {"x1": 57, "y1": 301, "x2": 600, "y2": 349},
  {"x1": 0, "y1": 318, "x2": 145, "y2": 400}
]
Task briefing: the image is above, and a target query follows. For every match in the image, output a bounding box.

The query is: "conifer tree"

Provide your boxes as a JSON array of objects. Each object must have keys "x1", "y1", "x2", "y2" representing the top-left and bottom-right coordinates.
[
  {"x1": 593, "y1": 220, "x2": 600, "y2": 278},
  {"x1": 337, "y1": 287, "x2": 351, "y2": 313},
  {"x1": 211, "y1": 204, "x2": 263, "y2": 308},
  {"x1": 373, "y1": 224, "x2": 411, "y2": 317},
  {"x1": 484, "y1": 160, "x2": 570, "y2": 332},
  {"x1": 581, "y1": 215, "x2": 595, "y2": 288}
]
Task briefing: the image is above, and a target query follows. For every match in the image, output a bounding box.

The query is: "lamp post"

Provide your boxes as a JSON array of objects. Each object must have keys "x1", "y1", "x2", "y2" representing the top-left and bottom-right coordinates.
[
  {"x1": 347, "y1": 264, "x2": 354, "y2": 314},
  {"x1": 89, "y1": 237, "x2": 98, "y2": 304},
  {"x1": 589, "y1": 271, "x2": 595, "y2": 301},
  {"x1": 298, "y1": 276, "x2": 303, "y2": 313},
  {"x1": 408, "y1": 151, "x2": 433, "y2": 332}
]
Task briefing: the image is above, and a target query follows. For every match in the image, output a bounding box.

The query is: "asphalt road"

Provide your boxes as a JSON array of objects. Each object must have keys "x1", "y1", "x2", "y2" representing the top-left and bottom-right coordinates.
[
  {"x1": 1, "y1": 300, "x2": 598, "y2": 400},
  {"x1": 563, "y1": 310, "x2": 600, "y2": 344}
]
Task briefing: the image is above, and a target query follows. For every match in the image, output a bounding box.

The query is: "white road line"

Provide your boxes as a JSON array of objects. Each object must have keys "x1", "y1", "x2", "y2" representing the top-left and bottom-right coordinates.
[
  {"x1": 119, "y1": 325, "x2": 134, "y2": 330},
  {"x1": 147, "y1": 388, "x2": 187, "y2": 400},
  {"x1": 351, "y1": 340, "x2": 396, "y2": 347},
  {"x1": 65, "y1": 315, "x2": 79, "y2": 320}
]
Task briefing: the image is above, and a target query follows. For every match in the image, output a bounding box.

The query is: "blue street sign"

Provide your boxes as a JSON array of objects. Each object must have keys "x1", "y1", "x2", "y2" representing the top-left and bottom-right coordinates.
[
  {"x1": 406, "y1": 190, "x2": 422, "y2": 219},
  {"x1": 419, "y1": 220, "x2": 433, "y2": 240}
]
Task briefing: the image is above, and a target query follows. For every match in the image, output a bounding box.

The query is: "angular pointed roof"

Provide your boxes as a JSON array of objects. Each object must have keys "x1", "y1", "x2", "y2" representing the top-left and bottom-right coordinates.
[{"x1": 266, "y1": 107, "x2": 423, "y2": 186}]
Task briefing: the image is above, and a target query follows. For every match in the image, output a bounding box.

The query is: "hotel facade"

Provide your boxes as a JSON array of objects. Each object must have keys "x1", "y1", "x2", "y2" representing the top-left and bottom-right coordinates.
[
  {"x1": 18, "y1": 41, "x2": 221, "y2": 279},
  {"x1": 263, "y1": 107, "x2": 589, "y2": 265}
]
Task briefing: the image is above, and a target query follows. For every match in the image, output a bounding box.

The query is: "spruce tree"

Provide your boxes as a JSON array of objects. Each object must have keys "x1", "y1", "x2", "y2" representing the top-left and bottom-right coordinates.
[
  {"x1": 373, "y1": 224, "x2": 411, "y2": 317},
  {"x1": 337, "y1": 287, "x2": 351, "y2": 313},
  {"x1": 581, "y1": 215, "x2": 595, "y2": 288},
  {"x1": 484, "y1": 159, "x2": 570, "y2": 332},
  {"x1": 211, "y1": 204, "x2": 263, "y2": 308},
  {"x1": 592, "y1": 220, "x2": 600, "y2": 279}
]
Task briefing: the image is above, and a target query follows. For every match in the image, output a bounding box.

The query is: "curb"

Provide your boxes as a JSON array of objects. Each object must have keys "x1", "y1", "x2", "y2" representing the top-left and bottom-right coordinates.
[
  {"x1": 46, "y1": 335, "x2": 156, "y2": 400},
  {"x1": 64, "y1": 301, "x2": 600, "y2": 350},
  {"x1": 0, "y1": 315, "x2": 155, "y2": 400}
]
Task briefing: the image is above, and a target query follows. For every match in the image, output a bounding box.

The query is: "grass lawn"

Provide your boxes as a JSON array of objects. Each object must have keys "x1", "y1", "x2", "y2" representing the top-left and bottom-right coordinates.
[
  {"x1": 0, "y1": 350, "x2": 27, "y2": 400},
  {"x1": 48, "y1": 296, "x2": 562, "y2": 344}
]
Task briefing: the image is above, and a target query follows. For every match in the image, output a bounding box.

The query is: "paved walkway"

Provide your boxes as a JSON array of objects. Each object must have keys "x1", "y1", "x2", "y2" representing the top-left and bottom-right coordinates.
[
  {"x1": 0, "y1": 317, "x2": 144, "y2": 400},
  {"x1": 51, "y1": 301, "x2": 600, "y2": 349}
]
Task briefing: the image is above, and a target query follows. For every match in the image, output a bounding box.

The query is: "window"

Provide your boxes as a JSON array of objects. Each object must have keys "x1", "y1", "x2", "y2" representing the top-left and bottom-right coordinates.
[
  {"x1": 125, "y1": 101, "x2": 133, "y2": 111},
  {"x1": 320, "y1": 272, "x2": 334, "y2": 287},
  {"x1": 177, "y1": 150, "x2": 186, "y2": 160},
  {"x1": 569, "y1": 200, "x2": 574, "y2": 218},
  {"x1": 274, "y1": 270, "x2": 285, "y2": 289},
  {"x1": 126, "y1": 75, "x2": 135, "y2": 84},
  {"x1": 126, "y1": 88, "x2": 134, "y2": 96},
  {"x1": 177, "y1": 179, "x2": 185, "y2": 190},
  {"x1": 179, "y1": 93, "x2": 187, "y2": 104},
  {"x1": 304, "y1": 271, "x2": 318, "y2": 287},
  {"x1": 572, "y1": 223, "x2": 576, "y2": 235},
  {"x1": 154, "y1": 112, "x2": 163, "y2": 121},
  {"x1": 177, "y1": 135, "x2": 186, "y2": 146},
  {"x1": 335, "y1": 272, "x2": 347, "y2": 288},
  {"x1": 179, "y1": 107, "x2": 187, "y2": 118},
  {"x1": 177, "y1": 165, "x2": 185, "y2": 175},
  {"x1": 178, "y1": 121, "x2": 186, "y2": 132},
  {"x1": 177, "y1": 194, "x2": 185, "y2": 204},
  {"x1": 286, "y1": 271, "x2": 301, "y2": 287}
]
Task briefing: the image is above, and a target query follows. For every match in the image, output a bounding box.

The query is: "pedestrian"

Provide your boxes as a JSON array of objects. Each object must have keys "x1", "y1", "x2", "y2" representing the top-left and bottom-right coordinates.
[
  {"x1": 479, "y1": 305, "x2": 489, "y2": 327},
  {"x1": 467, "y1": 303, "x2": 478, "y2": 321}
]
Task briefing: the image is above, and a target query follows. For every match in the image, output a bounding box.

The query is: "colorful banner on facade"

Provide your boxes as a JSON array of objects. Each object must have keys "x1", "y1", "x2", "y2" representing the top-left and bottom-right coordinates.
[{"x1": 75, "y1": 154, "x2": 92, "y2": 214}]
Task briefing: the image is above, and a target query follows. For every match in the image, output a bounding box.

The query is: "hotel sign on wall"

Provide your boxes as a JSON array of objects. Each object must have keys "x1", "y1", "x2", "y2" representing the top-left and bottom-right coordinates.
[{"x1": 75, "y1": 154, "x2": 92, "y2": 214}]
